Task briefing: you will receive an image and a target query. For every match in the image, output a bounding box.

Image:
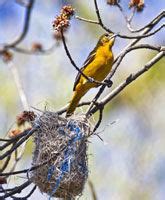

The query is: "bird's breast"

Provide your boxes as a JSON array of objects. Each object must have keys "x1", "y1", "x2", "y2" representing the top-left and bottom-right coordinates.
[{"x1": 79, "y1": 47, "x2": 114, "y2": 87}]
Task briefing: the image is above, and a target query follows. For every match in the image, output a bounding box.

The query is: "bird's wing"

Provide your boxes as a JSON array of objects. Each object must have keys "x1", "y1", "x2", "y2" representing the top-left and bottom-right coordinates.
[{"x1": 73, "y1": 49, "x2": 96, "y2": 91}]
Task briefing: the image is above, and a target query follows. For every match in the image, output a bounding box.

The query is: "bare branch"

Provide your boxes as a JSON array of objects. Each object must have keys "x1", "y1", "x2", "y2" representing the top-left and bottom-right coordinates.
[
  {"x1": 12, "y1": 43, "x2": 56, "y2": 55},
  {"x1": 3, "y1": 0, "x2": 35, "y2": 49},
  {"x1": 0, "y1": 128, "x2": 31, "y2": 151},
  {"x1": 89, "y1": 51, "x2": 164, "y2": 115},
  {"x1": 0, "y1": 155, "x2": 11, "y2": 173},
  {"x1": 61, "y1": 30, "x2": 90, "y2": 80},
  {"x1": 94, "y1": 0, "x2": 113, "y2": 33},
  {"x1": 88, "y1": 179, "x2": 98, "y2": 200},
  {"x1": 76, "y1": 10, "x2": 165, "y2": 34},
  {"x1": 0, "y1": 127, "x2": 37, "y2": 160},
  {"x1": 79, "y1": 0, "x2": 164, "y2": 39},
  {"x1": 110, "y1": 44, "x2": 162, "y2": 79},
  {"x1": 8, "y1": 61, "x2": 29, "y2": 110},
  {"x1": 75, "y1": 16, "x2": 99, "y2": 25},
  {"x1": 116, "y1": 3, "x2": 136, "y2": 32},
  {"x1": 7, "y1": 140, "x2": 28, "y2": 178},
  {"x1": 11, "y1": 185, "x2": 37, "y2": 199},
  {"x1": 1, "y1": 180, "x2": 32, "y2": 198},
  {"x1": 92, "y1": 107, "x2": 103, "y2": 133},
  {"x1": 116, "y1": 24, "x2": 164, "y2": 39},
  {"x1": 117, "y1": 7, "x2": 165, "y2": 33}
]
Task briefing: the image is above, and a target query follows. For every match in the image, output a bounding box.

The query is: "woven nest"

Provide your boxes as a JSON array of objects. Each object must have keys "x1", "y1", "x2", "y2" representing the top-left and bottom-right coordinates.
[{"x1": 31, "y1": 111, "x2": 90, "y2": 199}]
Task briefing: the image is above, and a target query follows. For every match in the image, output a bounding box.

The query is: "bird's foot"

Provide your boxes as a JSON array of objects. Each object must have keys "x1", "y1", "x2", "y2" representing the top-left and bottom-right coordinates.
[
  {"x1": 88, "y1": 77, "x2": 94, "y2": 83},
  {"x1": 104, "y1": 79, "x2": 113, "y2": 88}
]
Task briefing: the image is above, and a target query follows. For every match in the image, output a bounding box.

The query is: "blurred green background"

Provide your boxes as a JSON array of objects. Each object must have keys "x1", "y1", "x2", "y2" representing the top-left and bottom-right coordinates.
[{"x1": 0, "y1": 0, "x2": 164, "y2": 199}]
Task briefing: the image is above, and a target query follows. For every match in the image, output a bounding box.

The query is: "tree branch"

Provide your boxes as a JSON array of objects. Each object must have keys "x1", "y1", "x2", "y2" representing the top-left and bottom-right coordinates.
[
  {"x1": 3, "y1": 0, "x2": 35, "y2": 49},
  {"x1": 89, "y1": 51, "x2": 164, "y2": 115},
  {"x1": 88, "y1": 180, "x2": 98, "y2": 200},
  {"x1": 1, "y1": 180, "x2": 32, "y2": 198},
  {"x1": 8, "y1": 61, "x2": 29, "y2": 111},
  {"x1": 0, "y1": 127, "x2": 38, "y2": 160},
  {"x1": 79, "y1": 0, "x2": 165, "y2": 40}
]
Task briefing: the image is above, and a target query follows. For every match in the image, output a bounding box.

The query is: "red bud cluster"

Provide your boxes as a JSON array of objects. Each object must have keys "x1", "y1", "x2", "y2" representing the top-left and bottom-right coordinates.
[
  {"x1": 16, "y1": 111, "x2": 36, "y2": 126},
  {"x1": 53, "y1": 5, "x2": 75, "y2": 32},
  {"x1": 31, "y1": 42, "x2": 43, "y2": 52},
  {"x1": 129, "y1": 0, "x2": 145, "y2": 11},
  {"x1": 1, "y1": 50, "x2": 13, "y2": 62},
  {"x1": 107, "y1": 0, "x2": 120, "y2": 5}
]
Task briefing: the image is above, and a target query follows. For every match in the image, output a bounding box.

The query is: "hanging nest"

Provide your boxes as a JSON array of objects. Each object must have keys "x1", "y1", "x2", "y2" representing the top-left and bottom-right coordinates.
[{"x1": 30, "y1": 111, "x2": 90, "y2": 199}]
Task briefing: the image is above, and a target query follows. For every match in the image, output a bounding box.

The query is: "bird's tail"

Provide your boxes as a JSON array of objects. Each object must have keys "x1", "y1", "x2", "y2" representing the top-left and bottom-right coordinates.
[{"x1": 66, "y1": 90, "x2": 86, "y2": 117}]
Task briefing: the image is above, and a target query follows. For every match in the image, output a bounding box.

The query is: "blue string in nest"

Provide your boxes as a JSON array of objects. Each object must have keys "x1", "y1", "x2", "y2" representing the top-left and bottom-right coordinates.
[{"x1": 48, "y1": 121, "x2": 87, "y2": 200}]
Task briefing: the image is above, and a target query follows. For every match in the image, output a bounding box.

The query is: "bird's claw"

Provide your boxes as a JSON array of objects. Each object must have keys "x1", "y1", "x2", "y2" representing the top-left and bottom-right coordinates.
[
  {"x1": 88, "y1": 77, "x2": 95, "y2": 83},
  {"x1": 104, "y1": 79, "x2": 113, "y2": 88}
]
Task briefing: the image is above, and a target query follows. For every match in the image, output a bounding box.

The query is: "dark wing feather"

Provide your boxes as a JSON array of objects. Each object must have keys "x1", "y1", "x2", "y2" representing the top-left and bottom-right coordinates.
[{"x1": 73, "y1": 49, "x2": 96, "y2": 91}]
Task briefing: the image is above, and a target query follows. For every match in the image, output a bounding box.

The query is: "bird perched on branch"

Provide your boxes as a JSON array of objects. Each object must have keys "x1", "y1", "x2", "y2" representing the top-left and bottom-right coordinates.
[{"x1": 66, "y1": 33, "x2": 116, "y2": 117}]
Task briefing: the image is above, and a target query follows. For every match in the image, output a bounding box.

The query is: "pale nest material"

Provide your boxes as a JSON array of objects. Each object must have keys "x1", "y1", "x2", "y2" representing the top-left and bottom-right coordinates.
[{"x1": 31, "y1": 111, "x2": 90, "y2": 199}]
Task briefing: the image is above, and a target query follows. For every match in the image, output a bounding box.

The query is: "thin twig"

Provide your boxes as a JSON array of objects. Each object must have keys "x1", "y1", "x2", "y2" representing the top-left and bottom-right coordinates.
[
  {"x1": 88, "y1": 179, "x2": 98, "y2": 200},
  {"x1": 7, "y1": 141, "x2": 28, "y2": 178},
  {"x1": 0, "y1": 128, "x2": 31, "y2": 151},
  {"x1": 0, "y1": 155, "x2": 11, "y2": 173},
  {"x1": 80, "y1": 0, "x2": 165, "y2": 39},
  {"x1": 93, "y1": 0, "x2": 103, "y2": 25},
  {"x1": 75, "y1": 16, "x2": 99, "y2": 25},
  {"x1": 11, "y1": 43, "x2": 57, "y2": 55},
  {"x1": 116, "y1": 24, "x2": 164, "y2": 39},
  {"x1": 76, "y1": 10, "x2": 165, "y2": 34},
  {"x1": 0, "y1": 127, "x2": 38, "y2": 160},
  {"x1": 61, "y1": 30, "x2": 90, "y2": 80},
  {"x1": 118, "y1": 6, "x2": 165, "y2": 33},
  {"x1": 110, "y1": 44, "x2": 162, "y2": 79},
  {"x1": 85, "y1": 85, "x2": 106, "y2": 117},
  {"x1": 11, "y1": 185, "x2": 37, "y2": 199},
  {"x1": 0, "y1": 138, "x2": 11, "y2": 142},
  {"x1": 0, "y1": 143, "x2": 18, "y2": 173},
  {"x1": 116, "y1": 3, "x2": 136, "y2": 32},
  {"x1": 117, "y1": 3, "x2": 135, "y2": 23},
  {"x1": 94, "y1": 0, "x2": 113, "y2": 33},
  {"x1": 8, "y1": 61, "x2": 29, "y2": 110},
  {"x1": 3, "y1": 0, "x2": 35, "y2": 49},
  {"x1": 1, "y1": 180, "x2": 32, "y2": 198},
  {"x1": 92, "y1": 107, "x2": 103, "y2": 133},
  {"x1": 96, "y1": 0, "x2": 164, "y2": 39}
]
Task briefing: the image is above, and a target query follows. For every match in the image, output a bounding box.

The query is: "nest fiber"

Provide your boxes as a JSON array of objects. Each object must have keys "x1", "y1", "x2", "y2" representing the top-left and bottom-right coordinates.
[{"x1": 31, "y1": 112, "x2": 89, "y2": 199}]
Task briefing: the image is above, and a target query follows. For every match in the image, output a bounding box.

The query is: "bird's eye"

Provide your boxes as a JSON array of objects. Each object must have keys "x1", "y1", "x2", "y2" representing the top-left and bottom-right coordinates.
[
  {"x1": 102, "y1": 34, "x2": 109, "y2": 43},
  {"x1": 105, "y1": 34, "x2": 109, "y2": 38}
]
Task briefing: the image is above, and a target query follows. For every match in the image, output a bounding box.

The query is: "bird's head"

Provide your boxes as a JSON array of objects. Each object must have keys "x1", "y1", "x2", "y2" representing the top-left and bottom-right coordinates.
[{"x1": 98, "y1": 33, "x2": 116, "y2": 48}]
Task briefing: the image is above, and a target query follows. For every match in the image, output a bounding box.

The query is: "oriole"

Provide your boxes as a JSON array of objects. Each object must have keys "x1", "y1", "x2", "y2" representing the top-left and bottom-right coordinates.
[{"x1": 66, "y1": 33, "x2": 115, "y2": 117}]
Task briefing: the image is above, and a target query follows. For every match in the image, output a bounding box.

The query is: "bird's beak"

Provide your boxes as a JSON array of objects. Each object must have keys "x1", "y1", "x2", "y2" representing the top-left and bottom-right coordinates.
[
  {"x1": 108, "y1": 33, "x2": 117, "y2": 40},
  {"x1": 108, "y1": 33, "x2": 116, "y2": 47}
]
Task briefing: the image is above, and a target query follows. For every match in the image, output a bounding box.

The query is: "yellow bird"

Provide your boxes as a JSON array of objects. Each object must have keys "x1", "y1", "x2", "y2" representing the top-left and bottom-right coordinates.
[{"x1": 66, "y1": 33, "x2": 115, "y2": 117}]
